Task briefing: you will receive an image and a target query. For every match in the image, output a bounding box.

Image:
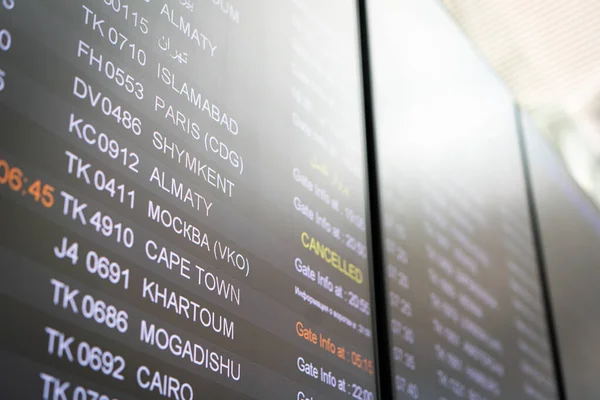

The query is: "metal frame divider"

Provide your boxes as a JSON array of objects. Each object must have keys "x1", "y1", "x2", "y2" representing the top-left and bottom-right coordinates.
[
  {"x1": 514, "y1": 105, "x2": 568, "y2": 400},
  {"x1": 356, "y1": 1, "x2": 395, "y2": 398}
]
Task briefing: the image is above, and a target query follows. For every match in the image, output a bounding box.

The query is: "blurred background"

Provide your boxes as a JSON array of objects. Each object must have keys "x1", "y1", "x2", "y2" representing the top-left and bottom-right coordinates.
[{"x1": 443, "y1": 0, "x2": 600, "y2": 207}]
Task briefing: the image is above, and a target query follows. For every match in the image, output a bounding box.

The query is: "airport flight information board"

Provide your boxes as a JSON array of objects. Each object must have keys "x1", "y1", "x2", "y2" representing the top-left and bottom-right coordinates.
[
  {"x1": 0, "y1": 1, "x2": 378, "y2": 399},
  {"x1": 367, "y1": 1, "x2": 559, "y2": 399},
  {"x1": 377, "y1": 133, "x2": 559, "y2": 400}
]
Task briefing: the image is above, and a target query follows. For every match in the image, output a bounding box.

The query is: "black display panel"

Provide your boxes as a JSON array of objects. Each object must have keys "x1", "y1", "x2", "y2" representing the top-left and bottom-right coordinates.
[
  {"x1": 367, "y1": 1, "x2": 559, "y2": 399},
  {"x1": 523, "y1": 113, "x2": 600, "y2": 399},
  {"x1": 0, "y1": 1, "x2": 377, "y2": 398}
]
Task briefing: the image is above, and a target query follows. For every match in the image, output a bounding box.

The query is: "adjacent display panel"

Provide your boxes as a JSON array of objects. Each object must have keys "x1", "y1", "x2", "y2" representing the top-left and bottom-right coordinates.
[
  {"x1": 0, "y1": 1, "x2": 377, "y2": 399},
  {"x1": 367, "y1": 1, "x2": 559, "y2": 399},
  {"x1": 524, "y1": 113, "x2": 600, "y2": 400}
]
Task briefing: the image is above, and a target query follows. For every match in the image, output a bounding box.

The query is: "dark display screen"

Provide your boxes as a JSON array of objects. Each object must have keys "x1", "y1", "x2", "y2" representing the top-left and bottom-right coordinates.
[
  {"x1": 0, "y1": 1, "x2": 377, "y2": 399},
  {"x1": 367, "y1": 1, "x2": 559, "y2": 399},
  {"x1": 524, "y1": 113, "x2": 600, "y2": 400}
]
